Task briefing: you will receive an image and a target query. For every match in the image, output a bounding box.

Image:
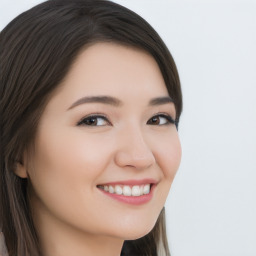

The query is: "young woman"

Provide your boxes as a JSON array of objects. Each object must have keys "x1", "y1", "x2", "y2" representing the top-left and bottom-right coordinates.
[{"x1": 0, "y1": 0, "x2": 182, "y2": 255}]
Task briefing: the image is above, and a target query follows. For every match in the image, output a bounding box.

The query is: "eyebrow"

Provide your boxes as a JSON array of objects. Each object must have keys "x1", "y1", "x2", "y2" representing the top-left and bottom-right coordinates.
[
  {"x1": 149, "y1": 96, "x2": 174, "y2": 106},
  {"x1": 67, "y1": 95, "x2": 173, "y2": 110}
]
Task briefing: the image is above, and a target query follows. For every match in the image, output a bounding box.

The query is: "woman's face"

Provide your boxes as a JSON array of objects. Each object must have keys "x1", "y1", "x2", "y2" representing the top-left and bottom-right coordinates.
[{"x1": 23, "y1": 43, "x2": 181, "y2": 242}]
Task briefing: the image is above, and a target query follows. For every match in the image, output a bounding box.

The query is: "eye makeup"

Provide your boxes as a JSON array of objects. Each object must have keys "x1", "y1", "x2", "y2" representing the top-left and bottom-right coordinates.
[
  {"x1": 76, "y1": 112, "x2": 175, "y2": 127},
  {"x1": 77, "y1": 114, "x2": 111, "y2": 126},
  {"x1": 147, "y1": 113, "x2": 175, "y2": 126}
]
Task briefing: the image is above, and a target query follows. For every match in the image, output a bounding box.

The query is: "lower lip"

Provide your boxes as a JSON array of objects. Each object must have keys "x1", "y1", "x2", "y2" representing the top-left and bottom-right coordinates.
[{"x1": 98, "y1": 185, "x2": 155, "y2": 205}]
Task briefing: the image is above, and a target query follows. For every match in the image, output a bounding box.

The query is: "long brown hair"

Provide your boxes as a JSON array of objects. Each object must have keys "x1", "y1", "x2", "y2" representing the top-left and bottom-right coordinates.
[{"x1": 0, "y1": 1, "x2": 182, "y2": 255}]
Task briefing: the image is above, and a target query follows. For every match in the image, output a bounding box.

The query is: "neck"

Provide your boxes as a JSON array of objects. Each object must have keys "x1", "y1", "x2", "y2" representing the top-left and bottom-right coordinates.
[{"x1": 41, "y1": 232, "x2": 123, "y2": 256}]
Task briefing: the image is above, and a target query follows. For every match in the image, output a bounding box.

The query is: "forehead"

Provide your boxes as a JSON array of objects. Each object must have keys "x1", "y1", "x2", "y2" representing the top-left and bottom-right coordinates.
[{"x1": 51, "y1": 43, "x2": 169, "y2": 107}]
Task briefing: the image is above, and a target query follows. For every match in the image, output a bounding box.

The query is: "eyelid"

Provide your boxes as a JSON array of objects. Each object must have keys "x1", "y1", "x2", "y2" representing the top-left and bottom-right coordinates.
[
  {"x1": 147, "y1": 112, "x2": 176, "y2": 125},
  {"x1": 76, "y1": 114, "x2": 112, "y2": 126},
  {"x1": 76, "y1": 112, "x2": 176, "y2": 127}
]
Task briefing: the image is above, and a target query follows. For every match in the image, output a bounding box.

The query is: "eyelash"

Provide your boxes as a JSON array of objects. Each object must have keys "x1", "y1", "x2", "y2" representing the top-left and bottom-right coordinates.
[
  {"x1": 147, "y1": 114, "x2": 175, "y2": 126},
  {"x1": 77, "y1": 113, "x2": 175, "y2": 127}
]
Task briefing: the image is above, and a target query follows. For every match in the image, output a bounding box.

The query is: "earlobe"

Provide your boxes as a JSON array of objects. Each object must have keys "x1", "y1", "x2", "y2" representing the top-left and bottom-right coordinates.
[{"x1": 14, "y1": 161, "x2": 28, "y2": 178}]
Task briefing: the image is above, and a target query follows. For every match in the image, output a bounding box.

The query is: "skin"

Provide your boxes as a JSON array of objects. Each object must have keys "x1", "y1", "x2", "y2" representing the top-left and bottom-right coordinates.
[{"x1": 16, "y1": 43, "x2": 182, "y2": 256}]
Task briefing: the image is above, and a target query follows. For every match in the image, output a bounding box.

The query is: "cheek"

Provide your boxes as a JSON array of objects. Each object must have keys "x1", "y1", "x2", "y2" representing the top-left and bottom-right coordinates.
[
  {"x1": 147, "y1": 131, "x2": 181, "y2": 212},
  {"x1": 155, "y1": 132, "x2": 182, "y2": 180},
  {"x1": 32, "y1": 127, "x2": 114, "y2": 182},
  {"x1": 27, "y1": 128, "x2": 117, "y2": 228},
  {"x1": 27, "y1": 127, "x2": 118, "y2": 216}
]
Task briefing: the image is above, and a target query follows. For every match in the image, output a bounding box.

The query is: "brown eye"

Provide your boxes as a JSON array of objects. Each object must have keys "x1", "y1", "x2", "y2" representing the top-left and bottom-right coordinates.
[
  {"x1": 149, "y1": 116, "x2": 161, "y2": 125},
  {"x1": 147, "y1": 114, "x2": 175, "y2": 126},
  {"x1": 77, "y1": 115, "x2": 110, "y2": 126}
]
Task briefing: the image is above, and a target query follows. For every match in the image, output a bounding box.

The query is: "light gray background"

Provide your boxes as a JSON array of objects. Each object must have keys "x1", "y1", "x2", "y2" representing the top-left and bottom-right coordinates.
[{"x1": 1, "y1": 1, "x2": 255, "y2": 255}]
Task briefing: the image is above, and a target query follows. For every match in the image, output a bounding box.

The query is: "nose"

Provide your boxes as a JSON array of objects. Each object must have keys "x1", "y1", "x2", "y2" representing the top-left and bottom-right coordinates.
[{"x1": 114, "y1": 126, "x2": 156, "y2": 170}]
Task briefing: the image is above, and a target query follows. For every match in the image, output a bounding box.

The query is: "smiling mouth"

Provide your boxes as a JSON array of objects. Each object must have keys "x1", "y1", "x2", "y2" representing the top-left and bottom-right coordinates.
[{"x1": 96, "y1": 184, "x2": 152, "y2": 197}]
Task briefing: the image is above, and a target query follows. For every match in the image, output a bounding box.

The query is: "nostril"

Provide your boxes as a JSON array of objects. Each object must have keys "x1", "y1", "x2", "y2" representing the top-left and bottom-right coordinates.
[{"x1": 114, "y1": 150, "x2": 155, "y2": 170}]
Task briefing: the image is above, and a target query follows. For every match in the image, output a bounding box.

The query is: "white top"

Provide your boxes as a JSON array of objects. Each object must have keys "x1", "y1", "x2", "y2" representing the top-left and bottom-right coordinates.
[{"x1": 0, "y1": 233, "x2": 8, "y2": 256}]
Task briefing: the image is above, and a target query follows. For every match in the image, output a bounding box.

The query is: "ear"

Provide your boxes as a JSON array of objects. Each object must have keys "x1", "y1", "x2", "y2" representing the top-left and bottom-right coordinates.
[{"x1": 14, "y1": 161, "x2": 28, "y2": 178}]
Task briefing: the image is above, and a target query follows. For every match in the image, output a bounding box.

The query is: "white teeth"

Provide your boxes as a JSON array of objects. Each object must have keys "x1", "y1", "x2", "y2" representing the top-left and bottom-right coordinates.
[
  {"x1": 98, "y1": 184, "x2": 151, "y2": 196},
  {"x1": 143, "y1": 184, "x2": 150, "y2": 195},
  {"x1": 115, "y1": 185, "x2": 123, "y2": 195},
  {"x1": 131, "y1": 185, "x2": 141, "y2": 196},
  {"x1": 140, "y1": 186, "x2": 144, "y2": 195},
  {"x1": 109, "y1": 185, "x2": 115, "y2": 193},
  {"x1": 123, "y1": 186, "x2": 132, "y2": 196}
]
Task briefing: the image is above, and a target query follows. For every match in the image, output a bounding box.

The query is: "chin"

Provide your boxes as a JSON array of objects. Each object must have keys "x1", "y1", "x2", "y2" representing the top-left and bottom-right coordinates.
[
  {"x1": 114, "y1": 217, "x2": 157, "y2": 241},
  {"x1": 123, "y1": 227, "x2": 155, "y2": 241}
]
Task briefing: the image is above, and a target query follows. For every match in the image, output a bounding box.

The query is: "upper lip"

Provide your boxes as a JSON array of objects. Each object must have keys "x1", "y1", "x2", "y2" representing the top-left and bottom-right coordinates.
[{"x1": 97, "y1": 178, "x2": 158, "y2": 186}]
